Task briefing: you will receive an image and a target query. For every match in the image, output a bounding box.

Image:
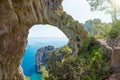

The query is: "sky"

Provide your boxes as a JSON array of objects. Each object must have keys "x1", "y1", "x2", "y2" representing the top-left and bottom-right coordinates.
[
  {"x1": 28, "y1": 0, "x2": 112, "y2": 38},
  {"x1": 28, "y1": 25, "x2": 67, "y2": 38},
  {"x1": 62, "y1": 0, "x2": 111, "y2": 23}
]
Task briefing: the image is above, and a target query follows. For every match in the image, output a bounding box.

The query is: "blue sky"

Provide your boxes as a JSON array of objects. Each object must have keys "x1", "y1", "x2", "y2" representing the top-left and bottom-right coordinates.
[{"x1": 28, "y1": 0, "x2": 112, "y2": 38}]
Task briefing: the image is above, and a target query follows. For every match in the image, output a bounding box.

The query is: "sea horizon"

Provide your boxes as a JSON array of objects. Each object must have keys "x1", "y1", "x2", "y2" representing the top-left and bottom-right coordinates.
[{"x1": 22, "y1": 37, "x2": 68, "y2": 80}]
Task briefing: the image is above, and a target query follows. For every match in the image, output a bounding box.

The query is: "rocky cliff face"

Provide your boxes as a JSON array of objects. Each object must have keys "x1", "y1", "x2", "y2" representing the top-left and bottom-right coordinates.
[
  {"x1": 0, "y1": 0, "x2": 87, "y2": 80},
  {"x1": 35, "y1": 45, "x2": 55, "y2": 72}
]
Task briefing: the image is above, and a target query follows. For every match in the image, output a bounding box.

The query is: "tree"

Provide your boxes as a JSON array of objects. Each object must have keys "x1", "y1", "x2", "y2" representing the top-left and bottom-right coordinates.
[
  {"x1": 25, "y1": 76, "x2": 31, "y2": 80},
  {"x1": 87, "y1": 0, "x2": 120, "y2": 22},
  {"x1": 84, "y1": 18, "x2": 111, "y2": 39},
  {"x1": 41, "y1": 39, "x2": 111, "y2": 80}
]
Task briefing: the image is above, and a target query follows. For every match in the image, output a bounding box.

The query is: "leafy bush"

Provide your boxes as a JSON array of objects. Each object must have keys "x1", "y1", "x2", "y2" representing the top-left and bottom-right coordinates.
[
  {"x1": 59, "y1": 45, "x2": 72, "y2": 57},
  {"x1": 40, "y1": 66, "x2": 49, "y2": 80},
  {"x1": 108, "y1": 21, "x2": 120, "y2": 38},
  {"x1": 84, "y1": 19, "x2": 111, "y2": 39},
  {"x1": 25, "y1": 76, "x2": 31, "y2": 80},
  {"x1": 41, "y1": 37, "x2": 111, "y2": 80}
]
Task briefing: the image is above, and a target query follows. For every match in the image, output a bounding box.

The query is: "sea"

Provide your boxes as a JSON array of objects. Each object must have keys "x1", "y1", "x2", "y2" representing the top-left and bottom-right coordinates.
[{"x1": 21, "y1": 37, "x2": 68, "y2": 80}]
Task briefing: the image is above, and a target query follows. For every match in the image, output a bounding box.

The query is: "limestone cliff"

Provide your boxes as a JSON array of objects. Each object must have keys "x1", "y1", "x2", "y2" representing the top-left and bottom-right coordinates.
[
  {"x1": 0, "y1": 0, "x2": 88, "y2": 80},
  {"x1": 35, "y1": 45, "x2": 55, "y2": 72}
]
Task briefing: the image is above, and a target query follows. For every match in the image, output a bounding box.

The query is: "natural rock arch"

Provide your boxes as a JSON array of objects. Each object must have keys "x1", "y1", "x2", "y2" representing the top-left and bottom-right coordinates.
[{"x1": 0, "y1": 0, "x2": 87, "y2": 80}]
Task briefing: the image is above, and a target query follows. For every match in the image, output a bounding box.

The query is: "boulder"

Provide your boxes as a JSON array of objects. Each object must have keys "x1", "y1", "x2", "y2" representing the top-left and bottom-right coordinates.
[{"x1": 35, "y1": 45, "x2": 55, "y2": 72}]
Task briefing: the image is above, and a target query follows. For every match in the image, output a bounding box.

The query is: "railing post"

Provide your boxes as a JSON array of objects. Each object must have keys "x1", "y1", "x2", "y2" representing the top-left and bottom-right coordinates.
[
  {"x1": 111, "y1": 47, "x2": 120, "y2": 69},
  {"x1": 108, "y1": 47, "x2": 120, "y2": 80}
]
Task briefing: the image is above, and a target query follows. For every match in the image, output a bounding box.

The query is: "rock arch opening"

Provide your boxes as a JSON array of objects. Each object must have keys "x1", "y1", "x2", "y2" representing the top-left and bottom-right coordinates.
[
  {"x1": 21, "y1": 24, "x2": 69, "y2": 79},
  {"x1": 0, "y1": 0, "x2": 88, "y2": 80}
]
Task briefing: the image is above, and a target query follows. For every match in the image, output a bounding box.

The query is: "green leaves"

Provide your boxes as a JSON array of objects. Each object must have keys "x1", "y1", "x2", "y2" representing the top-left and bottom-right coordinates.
[
  {"x1": 59, "y1": 45, "x2": 72, "y2": 57},
  {"x1": 40, "y1": 66, "x2": 49, "y2": 80},
  {"x1": 108, "y1": 20, "x2": 120, "y2": 38},
  {"x1": 25, "y1": 76, "x2": 31, "y2": 80},
  {"x1": 41, "y1": 37, "x2": 111, "y2": 80},
  {"x1": 78, "y1": 37, "x2": 111, "y2": 80},
  {"x1": 87, "y1": 0, "x2": 120, "y2": 22},
  {"x1": 84, "y1": 19, "x2": 111, "y2": 39}
]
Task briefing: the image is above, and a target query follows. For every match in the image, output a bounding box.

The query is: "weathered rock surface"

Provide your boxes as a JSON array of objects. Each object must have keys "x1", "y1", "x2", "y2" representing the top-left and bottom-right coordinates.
[
  {"x1": 107, "y1": 37, "x2": 120, "y2": 80},
  {"x1": 0, "y1": 0, "x2": 88, "y2": 80},
  {"x1": 108, "y1": 72, "x2": 120, "y2": 80},
  {"x1": 111, "y1": 47, "x2": 120, "y2": 69},
  {"x1": 107, "y1": 36, "x2": 120, "y2": 48},
  {"x1": 35, "y1": 45, "x2": 55, "y2": 72}
]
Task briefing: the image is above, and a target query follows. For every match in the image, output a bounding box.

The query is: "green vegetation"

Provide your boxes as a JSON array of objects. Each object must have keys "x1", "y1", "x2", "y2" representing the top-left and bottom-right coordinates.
[
  {"x1": 108, "y1": 20, "x2": 120, "y2": 38},
  {"x1": 25, "y1": 76, "x2": 31, "y2": 80},
  {"x1": 40, "y1": 0, "x2": 119, "y2": 79},
  {"x1": 40, "y1": 66, "x2": 49, "y2": 80},
  {"x1": 87, "y1": 0, "x2": 120, "y2": 22},
  {"x1": 78, "y1": 37, "x2": 111, "y2": 80},
  {"x1": 41, "y1": 37, "x2": 111, "y2": 80},
  {"x1": 87, "y1": 0, "x2": 120, "y2": 39},
  {"x1": 84, "y1": 19, "x2": 111, "y2": 39}
]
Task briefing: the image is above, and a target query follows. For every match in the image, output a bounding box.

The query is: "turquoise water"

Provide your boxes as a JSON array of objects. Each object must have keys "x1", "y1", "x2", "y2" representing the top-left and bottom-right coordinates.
[{"x1": 21, "y1": 38, "x2": 68, "y2": 80}]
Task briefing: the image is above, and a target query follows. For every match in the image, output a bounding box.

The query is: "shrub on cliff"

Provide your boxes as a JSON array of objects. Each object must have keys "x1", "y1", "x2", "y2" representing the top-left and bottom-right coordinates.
[
  {"x1": 77, "y1": 37, "x2": 110, "y2": 80},
  {"x1": 25, "y1": 76, "x2": 31, "y2": 80},
  {"x1": 41, "y1": 37, "x2": 111, "y2": 80},
  {"x1": 40, "y1": 66, "x2": 49, "y2": 80},
  {"x1": 84, "y1": 19, "x2": 111, "y2": 39},
  {"x1": 108, "y1": 20, "x2": 120, "y2": 38}
]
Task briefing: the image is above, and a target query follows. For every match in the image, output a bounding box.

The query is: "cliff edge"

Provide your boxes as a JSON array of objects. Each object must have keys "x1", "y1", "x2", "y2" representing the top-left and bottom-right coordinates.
[{"x1": 35, "y1": 45, "x2": 55, "y2": 72}]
